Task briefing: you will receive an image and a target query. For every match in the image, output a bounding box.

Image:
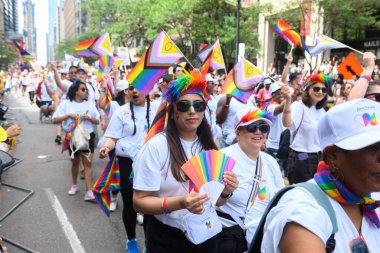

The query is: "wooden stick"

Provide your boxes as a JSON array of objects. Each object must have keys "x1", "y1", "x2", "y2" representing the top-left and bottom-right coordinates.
[{"x1": 346, "y1": 46, "x2": 364, "y2": 55}]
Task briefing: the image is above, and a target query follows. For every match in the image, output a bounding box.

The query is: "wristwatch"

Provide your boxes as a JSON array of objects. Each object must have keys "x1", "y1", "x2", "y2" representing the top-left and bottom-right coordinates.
[{"x1": 220, "y1": 192, "x2": 233, "y2": 199}]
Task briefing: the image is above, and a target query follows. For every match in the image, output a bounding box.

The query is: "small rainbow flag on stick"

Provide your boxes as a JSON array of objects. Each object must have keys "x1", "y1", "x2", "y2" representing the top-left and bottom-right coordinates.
[
  {"x1": 102, "y1": 87, "x2": 113, "y2": 117},
  {"x1": 181, "y1": 150, "x2": 236, "y2": 206},
  {"x1": 220, "y1": 58, "x2": 264, "y2": 103},
  {"x1": 127, "y1": 31, "x2": 185, "y2": 95},
  {"x1": 93, "y1": 155, "x2": 120, "y2": 217},
  {"x1": 274, "y1": 19, "x2": 309, "y2": 53},
  {"x1": 199, "y1": 40, "x2": 226, "y2": 75},
  {"x1": 98, "y1": 55, "x2": 115, "y2": 94},
  {"x1": 61, "y1": 114, "x2": 85, "y2": 153}
]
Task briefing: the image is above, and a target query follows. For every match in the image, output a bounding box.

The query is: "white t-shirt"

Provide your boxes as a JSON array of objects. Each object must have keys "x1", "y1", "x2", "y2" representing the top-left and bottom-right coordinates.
[
  {"x1": 289, "y1": 101, "x2": 326, "y2": 153},
  {"x1": 40, "y1": 82, "x2": 52, "y2": 102},
  {"x1": 52, "y1": 99, "x2": 100, "y2": 134},
  {"x1": 206, "y1": 94, "x2": 222, "y2": 140},
  {"x1": 100, "y1": 101, "x2": 120, "y2": 122},
  {"x1": 219, "y1": 144, "x2": 284, "y2": 243},
  {"x1": 104, "y1": 101, "x2": 159, "y2": 160},
  {"x1": 86, "y1": 81, "x2": 100, "y2": 106},
  {"x1": 262, "y1": 180, "x2": 380, "y2": 253},
  {"x1": 222, "y1": 95, "x2": 256, "y2": 145},
  {"x1": 266, "y1": 104, "x2": 286, "y2": 150},
  {"x1": 60, "y1": 79, "x2": 73, "y2": 100},
  {"x1": 133, "y1": 132, "x2": 203, "y2": 231}
]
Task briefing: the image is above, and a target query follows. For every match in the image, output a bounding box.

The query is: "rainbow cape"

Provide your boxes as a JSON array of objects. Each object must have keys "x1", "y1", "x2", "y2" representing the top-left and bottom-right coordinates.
[
  {"x1": 220, "y1": 58, "x2": 264, "y2": 103},
  {"x1": 308, "y1": 35, "x2": 348, "y2": 56},
  {"x1": 126, "y1": 30, "x2": 185, "y2": 95},
  {"x1": 93, "y1": 155, "x2": 120, "y2": 217},
  {"x1": 61, "y1": 114, "x2": 85, "y2": 153}
]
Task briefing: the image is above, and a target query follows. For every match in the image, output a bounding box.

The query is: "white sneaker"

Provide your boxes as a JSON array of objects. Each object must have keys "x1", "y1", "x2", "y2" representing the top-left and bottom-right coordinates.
[
  {"x1": 68, "y1": 185, "x2": 78, "y2": 195},
  {"x1": 110, "y1": 196, "x2": 118, "y2": 212},
  {"x1": 84, "y1": 190, "x2": 95, "y2": 201},
  {"x1": 137, "y1": 213, "x2": 144, "y2": 225}
]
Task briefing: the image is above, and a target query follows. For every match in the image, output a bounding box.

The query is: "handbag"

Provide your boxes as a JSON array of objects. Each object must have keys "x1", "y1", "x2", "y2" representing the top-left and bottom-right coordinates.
[
  {"x1": 70, "y1": 121, "x2": 90, "y2": 158},
  {"x1": 182, "y1": 205, "x2": 222, "y2": 245}
]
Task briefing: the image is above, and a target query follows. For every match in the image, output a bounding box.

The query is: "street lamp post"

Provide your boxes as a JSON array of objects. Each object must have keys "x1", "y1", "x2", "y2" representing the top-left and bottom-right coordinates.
[{"x1": 235, "y1": 0, "x2": 241, "y2": 63}]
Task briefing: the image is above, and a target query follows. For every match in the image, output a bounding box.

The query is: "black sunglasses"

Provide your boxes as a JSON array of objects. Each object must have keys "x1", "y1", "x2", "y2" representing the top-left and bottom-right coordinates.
[
  {"x1": 365, "y1": 93, "x2": 380, "y2": 102},
  {"x1": 312, "y1": 87, "x2": 327, "y2": 93},
  {"x1": 70, "y1": 71, "x2": 77, "y2": 74},
  {"x1": 245, "y1": 123, "x2": 270, "y2": 134},
  {"x1": 176, "y1": 100, "x2": 206, "y2": 113},
  {"x1": 128, "y1": 86, "x2": 135, "y2": 91}
]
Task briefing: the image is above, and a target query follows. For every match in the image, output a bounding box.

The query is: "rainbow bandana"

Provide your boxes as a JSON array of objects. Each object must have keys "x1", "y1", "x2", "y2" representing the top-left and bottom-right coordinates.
[
  {"x1": 145, "y1": 70, "x2": 209, "y2": 143},
  {"x1": 235, "y1": 108, "x2": 273, "y2": 129},
  {"x1": 303, "y1": 73, "x2": 332, "y2": 91},
  {"x1": 314, "y1": 161, "x2": 380, "y2": 228},
  {"x1": 164, "y1": 70, "x2": 210, "y2": 104}
]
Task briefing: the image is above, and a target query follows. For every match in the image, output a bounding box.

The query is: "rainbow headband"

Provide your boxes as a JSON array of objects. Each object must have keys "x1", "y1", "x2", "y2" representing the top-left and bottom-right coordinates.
[
  {"x1": 303, "y1": 73, "x2": 332, "y2": 91},
  {"x1": 236, "y1": 108, "x2": 273, "y2": 129},
  {"x1": 164, "y1": 70, "x2": 210, "y2": 104}
]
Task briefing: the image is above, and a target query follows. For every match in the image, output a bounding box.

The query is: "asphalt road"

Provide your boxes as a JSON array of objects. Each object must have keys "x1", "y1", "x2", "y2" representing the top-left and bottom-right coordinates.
[{"x1": 0, "y1": 93, "x2": 144, "y2": 253}]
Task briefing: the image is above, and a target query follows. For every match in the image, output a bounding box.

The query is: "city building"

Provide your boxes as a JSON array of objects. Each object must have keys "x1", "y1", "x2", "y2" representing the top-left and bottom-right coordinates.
[
  {"x1": 63, "y1": 0, "x2": 88, "y2": 40},
  {"x1": 75, "y1": 0, "x2": 88, "y2": 36},
  {"x1": 3, "y1": 0, "x2": 19, "y2": 39},
  {"x1": 47, "y1": 0, "x2": 59, "y2": 61},
  {"x1": 56, "y1": 0, "x2": 65, "y2": 45},
  {"x1": 22, "y1": 0, "x2": 36, "y2": 54}
]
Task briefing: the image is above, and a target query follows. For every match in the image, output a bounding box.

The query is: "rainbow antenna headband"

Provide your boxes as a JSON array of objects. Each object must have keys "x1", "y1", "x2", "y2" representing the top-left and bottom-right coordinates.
[
  {"x1": 303, "y1": 73, "x2": 332, "y2": 91},
  {"x1": 235, "y1": 108, "x2": 274, "y2": 129},
  {"x1": 164, "y1": 70, "x2": 210, "y2": 104}
]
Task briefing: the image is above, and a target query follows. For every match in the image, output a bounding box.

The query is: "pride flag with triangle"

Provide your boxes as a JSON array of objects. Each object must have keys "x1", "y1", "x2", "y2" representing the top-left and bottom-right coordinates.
[
  {"x1": 198, "y1": 40, "x2": 226, "y2": 73},
  {"x1": 75, "y1": 33, "x2": 113, "y2": 57},
  {"x1": 127, "y1": 30, "x2": 185, "y2": 95},
  {"x1": 220, "y1": 58, "x2": 264, "y2": 103}
]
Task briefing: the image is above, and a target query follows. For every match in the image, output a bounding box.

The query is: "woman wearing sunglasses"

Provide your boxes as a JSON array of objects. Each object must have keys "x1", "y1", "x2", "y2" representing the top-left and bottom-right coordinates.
[
  {"x1": 282, "y1": 74, "x2": 331, "y2": 184},
  {"x1": 217, "y1": 108, "x2": 285, "y2": 253},
  {"x1": 133, "y1": 71, "x2": 238, "y2": 253},
  {"x1": 98, "y1": 83, "x2": 158, "y2": 253},
  {"x1": 261, "y1": 99, "x2": 380, "y2": 253},
  {"x1": 52, "y1": 79, "x2": 100, "y2": 200}
]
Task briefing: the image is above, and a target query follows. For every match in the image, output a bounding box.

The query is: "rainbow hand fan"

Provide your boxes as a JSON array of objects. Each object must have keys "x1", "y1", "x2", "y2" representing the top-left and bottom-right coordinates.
[{"x1": 181, "y1": 150, "x2": 236, "y2": 206}]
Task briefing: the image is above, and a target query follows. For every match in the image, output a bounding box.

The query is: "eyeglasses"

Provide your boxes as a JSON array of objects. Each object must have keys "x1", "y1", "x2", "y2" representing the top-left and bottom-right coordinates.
[
  {"x1": 350, "y1": 235, "x2": 369, "y2": 253},
  {"x1": 176, "y1": 100, "x2": 207, "y2": 113},
  {"x1": 244, "y1": 123, "x2": 270, "y2": 134},
  {"x1": 365, "y1": 93, "x2": 380, "y2": 102},
  {"x1": 312, "y1": 87, "x2": 327, "y2": 93},
  {"x1": 80, "y1": 88, "x2": 88, "y2": 92}
]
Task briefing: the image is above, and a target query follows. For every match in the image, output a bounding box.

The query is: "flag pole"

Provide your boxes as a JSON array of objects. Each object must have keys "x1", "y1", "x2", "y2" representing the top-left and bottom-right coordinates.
[
  {"x1": 346, "y1": 46, "x2": 364, "y2": 55},
  {"x1": 163, "y1": 30, "x2": 195, "y2": 69}
]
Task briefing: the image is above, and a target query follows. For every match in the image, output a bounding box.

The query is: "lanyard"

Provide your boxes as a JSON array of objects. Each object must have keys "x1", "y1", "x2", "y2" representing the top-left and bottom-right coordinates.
[{"x1": 245, "y1": 156, "x2": 263, "y2": 212}]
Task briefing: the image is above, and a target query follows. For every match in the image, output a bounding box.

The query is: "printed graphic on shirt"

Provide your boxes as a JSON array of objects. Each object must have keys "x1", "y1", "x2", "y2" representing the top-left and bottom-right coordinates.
[{"x1": 257, "y1": 185, "x2": 266, "y2": 200}]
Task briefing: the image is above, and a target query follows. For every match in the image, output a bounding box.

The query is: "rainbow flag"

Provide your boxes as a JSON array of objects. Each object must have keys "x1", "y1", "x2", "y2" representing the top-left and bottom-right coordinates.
[
  {"x1": 91, "y1": 33, "x2": 113, "y2": 57},
  {"x1": 61, "y1": 114, "x2": 85, "y2": 153},
  {"x1": 93, "y1": 155, "x2": 120, "y2": 217},
  {"x1": 308, "y1": 35, "x2": 348, "y2": 56},
  {"x1": 201, "y1": 52, "x2": 212, "y2": 76},
  {"x1": 11, "y1": 40, "x2": 36, "y2": 62},
  {"x1": 127, "y1": 31, "x2": 185, "y2": 95},
  {"x1": 102, "y1": 86, "x2": 112, "y2": 117},
  {"x1": 145, "y1": 101, "x2": 168, "y2": 143},
  {"x1": 98, "y1": 55, "x2": 115, "y2": 94},
  {"x1": 220, "y1": 58, "x2": 264, "y2": 103},
  {"x1": 274, "y1": 19, "x2": 309, "y2": 52},
  {"x1": 75, "y1": 37, "x2": 99, "y2": 57},
  {"x1": 198, "y1": 40, "x2": 226, "y2": 71},
  {"x1": 46, "y1": 75, "x2": 56, "y2": 91}
]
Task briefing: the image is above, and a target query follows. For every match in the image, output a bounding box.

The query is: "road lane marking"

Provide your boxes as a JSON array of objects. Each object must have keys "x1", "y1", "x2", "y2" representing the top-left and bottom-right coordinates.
[{"x1": 45, "y1": 188, "x2": 86, "y2": 253}]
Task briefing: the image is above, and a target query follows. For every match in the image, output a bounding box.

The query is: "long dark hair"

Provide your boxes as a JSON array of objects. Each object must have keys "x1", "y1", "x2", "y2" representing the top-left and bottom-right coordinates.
[
  {"x1": 113, "y1": 90, "x2": 127, "y2": 106},
  {"x1": 129, "y1": 95, "x2": 151, "y2": 136},
  {"x1": 67, "y1": 80, "x2": 84, "y2": 102},
  {"x1": 166, "y1": 104, "x2": 217, "y2": 182}
]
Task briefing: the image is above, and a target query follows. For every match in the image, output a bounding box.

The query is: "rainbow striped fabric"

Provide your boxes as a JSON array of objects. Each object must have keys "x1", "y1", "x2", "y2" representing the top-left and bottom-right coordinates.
[
  {"x1": 12, "y1": 40, "x2": 36, "y2": 62},
  {"x1": 93, "y1": 155, "x2": 120, "y2": 217},
  {"x1": 308, "y1": 35, "x2": 348, "y2": 56},
  {"x1": 314, "y1": 161, "x2": 380, "y2": 228},
  {"x1": 198, "y1": 40, "x2": 226, "y2": 72},
  {"x1": 102, "y1": 86, "x2": 112, "y2": 117},
  {"x1": 274, "y1": 19, "x2": 309, "y2": 53},
  {"x1": 75, "y1": 37, "x2": 99, "y2": 57},
  {"x1": 61, "y1": 115, "x2": 85, "y2": 153},
  {"x1": 46, "y1": 75, "x2": 56, "y2": 91},
  {"x1": 126, "y1": 31, "x2": 184, "y2": 95},
  {"x1": 220, "y1": 58, "x2": 264, "y2": 103}
]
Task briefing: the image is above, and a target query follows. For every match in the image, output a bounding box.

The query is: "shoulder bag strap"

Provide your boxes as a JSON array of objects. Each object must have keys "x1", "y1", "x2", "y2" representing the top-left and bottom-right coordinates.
[{"x1": 290, "y1": 104, "x2": 305, "y2": 145}]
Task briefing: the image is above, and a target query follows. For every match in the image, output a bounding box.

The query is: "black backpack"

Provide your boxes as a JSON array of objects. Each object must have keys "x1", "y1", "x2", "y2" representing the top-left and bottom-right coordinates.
[{"x1": 248, "y1": 182, "x2": 337, "y2": 253}]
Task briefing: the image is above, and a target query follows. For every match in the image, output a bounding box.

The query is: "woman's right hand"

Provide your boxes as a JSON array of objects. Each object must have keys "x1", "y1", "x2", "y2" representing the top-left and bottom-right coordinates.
[
  {"x1": 183, "y1": 193, "x2": 209, "y2": 214},
  {"x1": 99, "y1": 146, "x2": 110, "y2": 159},
  {"x1": 66, "y1": 113, "x2": 76, "y2": 119}
]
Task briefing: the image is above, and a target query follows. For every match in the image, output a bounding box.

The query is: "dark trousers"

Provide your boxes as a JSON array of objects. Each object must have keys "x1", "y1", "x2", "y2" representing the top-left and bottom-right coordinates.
[
  {"x1": 266, "y1": 148, "x2": 288, "y2": 177},
  {"x1": 217, "y1": 225, "x2": 247, "y2": 253},
  {"x1": 118, "y1": 156, "x2": 137, "y2": 239},
  {"x1": 28, "y1": 91, "x2": 35, "y2": 103},
  {"x1": 145, "y1": 216, "x2": 218, "y2": 253},
  {"x1": 288, "y1": 149, "x2": 321, "y2": 184}
]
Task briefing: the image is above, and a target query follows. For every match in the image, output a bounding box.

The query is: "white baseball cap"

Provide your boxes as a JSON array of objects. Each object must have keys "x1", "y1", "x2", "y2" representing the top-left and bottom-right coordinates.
[
  {"x1": 116, "y1": 80, "x2": 130, "y2": 92},
  {"x1": 235, "y1": 107, "x2": 273, "y2": 129},
  {"x1": 263, "y1": 78, "x2": 272, "y2": 85},
  {"x1": 269, "y1": 82, "x2": 282, "y2": 94},
  {"x1": 318, "y1": 98, "x2": 380, "y2": 150},
  {"x1": 206, "y1": 73, "x2": 218, "y2": 83}
]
